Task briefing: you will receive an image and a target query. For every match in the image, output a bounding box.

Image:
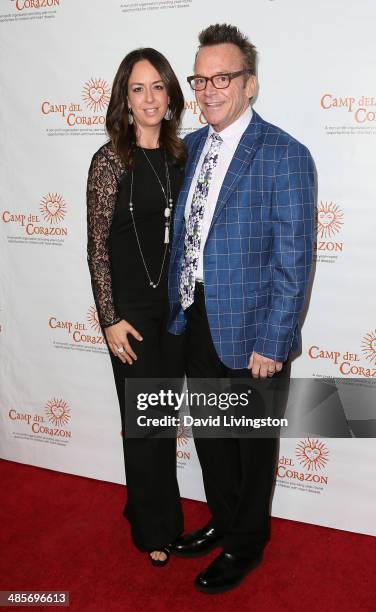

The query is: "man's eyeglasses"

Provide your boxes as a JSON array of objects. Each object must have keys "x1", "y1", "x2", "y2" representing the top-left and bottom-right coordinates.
[{"x1": 187, "y1": 69, "x2": 252, "y2": 91}]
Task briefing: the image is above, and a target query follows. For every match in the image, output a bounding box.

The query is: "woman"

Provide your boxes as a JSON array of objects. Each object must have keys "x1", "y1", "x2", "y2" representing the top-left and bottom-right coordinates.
[{"x1": 86, "y1": 48, "x2": 186, "y2": 566}]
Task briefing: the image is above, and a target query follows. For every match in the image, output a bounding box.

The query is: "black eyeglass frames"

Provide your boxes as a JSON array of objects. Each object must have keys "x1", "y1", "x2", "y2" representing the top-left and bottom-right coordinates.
[{"x1": 187, "y1": 69, "x2": 252, "y2": 91}]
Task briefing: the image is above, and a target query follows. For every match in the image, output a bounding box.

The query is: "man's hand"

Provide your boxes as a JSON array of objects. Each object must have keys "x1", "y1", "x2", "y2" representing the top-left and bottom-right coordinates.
[{"x1": 247, "y1": 351, "x2": 283, "y2": 378}]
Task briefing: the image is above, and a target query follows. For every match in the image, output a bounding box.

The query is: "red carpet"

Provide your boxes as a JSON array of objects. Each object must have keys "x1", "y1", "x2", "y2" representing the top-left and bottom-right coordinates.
[{"x1": 0, "y1": 459, "x2": 374, "y2": 612}]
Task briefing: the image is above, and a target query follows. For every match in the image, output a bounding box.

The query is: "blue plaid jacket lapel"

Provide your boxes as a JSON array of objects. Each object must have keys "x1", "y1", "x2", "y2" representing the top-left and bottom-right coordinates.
[{"x1": 209, "y1": 112, "x2": 264, "y2": 232}]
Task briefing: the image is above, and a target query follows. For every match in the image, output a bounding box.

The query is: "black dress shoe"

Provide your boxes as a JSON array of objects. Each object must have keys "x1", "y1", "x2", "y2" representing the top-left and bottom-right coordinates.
[
  {"x1": 195, "y1": 550, "x2": 263, "y2": 594},
  {"x1": 171, "y1": 523, "x2": 223, "y2": 558}
]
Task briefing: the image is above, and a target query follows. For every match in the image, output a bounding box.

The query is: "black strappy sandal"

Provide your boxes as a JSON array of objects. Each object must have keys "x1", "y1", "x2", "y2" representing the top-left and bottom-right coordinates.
[{"x1": 149, "y1": 545, "x2": 171, "y2": 567}]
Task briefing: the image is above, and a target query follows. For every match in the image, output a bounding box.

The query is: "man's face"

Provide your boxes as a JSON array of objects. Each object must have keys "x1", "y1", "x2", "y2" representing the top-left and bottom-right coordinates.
[{"x1": 194, "y1": 43, "x2": 256, "y2": 132}]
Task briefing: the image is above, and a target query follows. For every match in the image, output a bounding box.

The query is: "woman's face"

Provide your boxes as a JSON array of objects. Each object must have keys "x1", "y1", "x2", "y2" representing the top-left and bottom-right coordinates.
[{"x1": 127, "y1": 59, "x2": 169, "y2": 132}]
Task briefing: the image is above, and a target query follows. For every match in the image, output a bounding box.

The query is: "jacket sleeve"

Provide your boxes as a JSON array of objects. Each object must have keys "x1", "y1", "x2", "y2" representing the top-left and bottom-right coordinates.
[
  {"x1": 253, "y1": 141, "x2": 316, "y2": 361},
  {"x1": 86, "y1": 150, "x2": 122, "y2": 329}
]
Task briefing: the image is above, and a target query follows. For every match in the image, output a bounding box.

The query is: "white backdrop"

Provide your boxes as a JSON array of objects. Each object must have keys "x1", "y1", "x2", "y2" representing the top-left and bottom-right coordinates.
[{"x1": 1, "y1": 0, "x2": 375, "y2": 536}]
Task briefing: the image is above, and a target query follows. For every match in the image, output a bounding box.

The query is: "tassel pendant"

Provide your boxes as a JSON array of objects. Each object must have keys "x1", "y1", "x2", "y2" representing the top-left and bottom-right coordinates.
[{"x1": 164, "y1": 225, "x2": 169, "y2": 244}]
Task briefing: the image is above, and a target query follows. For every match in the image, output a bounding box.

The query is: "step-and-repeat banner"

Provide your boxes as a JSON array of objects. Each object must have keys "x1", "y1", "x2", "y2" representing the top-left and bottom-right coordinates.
[{"x1": 0, "y1": 0, "x2": 375, "y2": 536}]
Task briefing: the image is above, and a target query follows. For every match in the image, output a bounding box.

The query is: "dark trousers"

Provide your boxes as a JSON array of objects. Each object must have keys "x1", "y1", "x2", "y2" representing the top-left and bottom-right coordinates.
[
  {"x1": 109, "y1": 300, "x2": 184, "y2": 552},
  {"x1": 184, "y1": 283, "x2": 290, "y2": 557}
]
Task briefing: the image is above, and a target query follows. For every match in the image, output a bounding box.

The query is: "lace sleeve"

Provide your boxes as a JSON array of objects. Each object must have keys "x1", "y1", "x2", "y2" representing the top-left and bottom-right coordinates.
[{"x1": 86, "y1": 147, "x2": 122, "y2": 329}]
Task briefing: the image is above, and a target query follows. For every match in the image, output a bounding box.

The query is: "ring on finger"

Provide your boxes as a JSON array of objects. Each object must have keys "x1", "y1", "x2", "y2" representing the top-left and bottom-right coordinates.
[{"x1": 116, "y1": 346, "x2": 125, "y2": 354}]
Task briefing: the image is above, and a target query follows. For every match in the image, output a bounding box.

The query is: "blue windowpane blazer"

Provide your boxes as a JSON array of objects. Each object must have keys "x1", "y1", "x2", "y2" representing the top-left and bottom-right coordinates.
[{"x1": 168, "y1": 111, "x2": 316, "y2": 369}]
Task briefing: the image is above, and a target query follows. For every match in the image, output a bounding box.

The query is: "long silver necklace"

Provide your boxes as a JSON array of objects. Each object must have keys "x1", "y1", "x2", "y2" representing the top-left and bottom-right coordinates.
[{"x1": 129, "y1": 147, "x2": 173, "y2": 289}]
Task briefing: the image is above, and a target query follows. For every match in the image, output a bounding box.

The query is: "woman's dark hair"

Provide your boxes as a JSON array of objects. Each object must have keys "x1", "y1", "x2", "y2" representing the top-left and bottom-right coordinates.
[{"x1": 106, "y1": 48, "x2": 186, "y2": 167}]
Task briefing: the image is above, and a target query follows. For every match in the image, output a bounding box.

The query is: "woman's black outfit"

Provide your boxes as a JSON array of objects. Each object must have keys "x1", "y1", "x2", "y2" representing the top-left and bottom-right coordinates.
[{"x1": 87, "y1": 142, "x2": 184, "y2": 552}]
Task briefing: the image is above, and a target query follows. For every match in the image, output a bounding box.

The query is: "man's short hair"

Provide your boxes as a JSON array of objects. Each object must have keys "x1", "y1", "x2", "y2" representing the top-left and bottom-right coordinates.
[{"x1": 198, "y1": 23, "x2": 257, "y2": 75}]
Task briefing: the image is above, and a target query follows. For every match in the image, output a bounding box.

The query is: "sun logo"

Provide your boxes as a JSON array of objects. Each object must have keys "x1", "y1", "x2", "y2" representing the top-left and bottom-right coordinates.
[
  {"x1": 40, "y1": 193, "x2": 66, "y2": 224},
  {"x1": 361, "y1": 330, "x2": 376, "y2": 365},
  {"x1": 295, "y1": 438, "x2": 329, "y2": 471},
  {"x1": 82, "y1": 78, "x2": 111, "y2": 113},
  {"x1": 45, "y1": 398, "x2": 70, "y2": 427},
  {"x1": 316, "y1": 201, "x2": 344, "y2": 239},
  {"x1": 87, "y1": 304, "x2": 101, "y2": 333},
  {"x1": 177, "y1": 422, "x2": 190, "y2": 447}
]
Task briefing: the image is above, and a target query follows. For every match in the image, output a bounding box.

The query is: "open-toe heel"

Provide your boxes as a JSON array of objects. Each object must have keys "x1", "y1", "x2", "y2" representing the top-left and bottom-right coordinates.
[{"x1": 149, "y1": 545, "x2": 171, "y2": 567}]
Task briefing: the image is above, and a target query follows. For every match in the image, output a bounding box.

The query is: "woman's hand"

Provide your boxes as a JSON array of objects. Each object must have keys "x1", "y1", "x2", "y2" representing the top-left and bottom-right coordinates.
[{"x1": 104, "y1": 319, "x2": 143, "y2": 365}]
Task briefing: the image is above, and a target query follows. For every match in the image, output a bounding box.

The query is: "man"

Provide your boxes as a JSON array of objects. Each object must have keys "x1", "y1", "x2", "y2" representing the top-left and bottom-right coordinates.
[{"x1": 168, "y1": 24, "x2": 315, "y2": 593}]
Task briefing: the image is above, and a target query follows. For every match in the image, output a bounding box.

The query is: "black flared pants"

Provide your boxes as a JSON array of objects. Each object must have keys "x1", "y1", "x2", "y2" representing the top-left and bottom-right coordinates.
[{"x1": 109, "y1": 300, "x2": 184, "y2": 552}]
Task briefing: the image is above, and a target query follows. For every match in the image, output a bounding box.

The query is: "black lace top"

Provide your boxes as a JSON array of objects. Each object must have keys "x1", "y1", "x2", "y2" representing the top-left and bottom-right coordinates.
[{"x1": 86, "y1": 142, "x2": 184, "y2": 328}]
